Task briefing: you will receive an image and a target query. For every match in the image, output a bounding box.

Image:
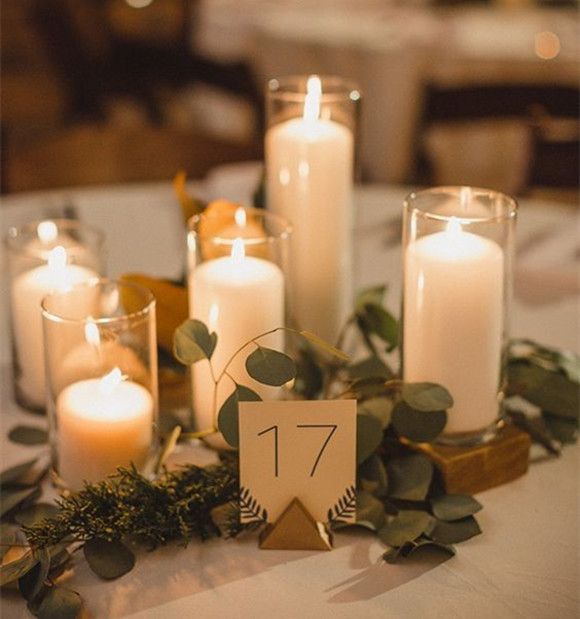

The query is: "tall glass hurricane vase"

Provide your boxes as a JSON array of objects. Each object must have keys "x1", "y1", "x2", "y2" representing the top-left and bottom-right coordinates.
[
  {"x1": 402, "y1": 186, "x2": 517, "y2": 445},
  {"x1": 265, "y1": 75, "x2": 361, "y2": 344}
]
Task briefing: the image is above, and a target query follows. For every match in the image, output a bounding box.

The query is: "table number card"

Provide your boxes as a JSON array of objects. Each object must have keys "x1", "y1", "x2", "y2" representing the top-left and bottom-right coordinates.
[{"x1": 238, "y1": 400, "x2": 357, "y2": 529}]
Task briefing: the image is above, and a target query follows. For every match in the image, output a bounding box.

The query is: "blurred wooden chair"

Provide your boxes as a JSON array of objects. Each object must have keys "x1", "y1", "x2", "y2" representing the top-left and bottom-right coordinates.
[
  {"x1": 30, "y1": 0, "x2": 262, "y2": 128},
  {"x1": 3, "y1": 124, "x2": 259, "y2": 192},
  {"x1": 413, "y1": 83, "x2": 579, "y2": 200}
]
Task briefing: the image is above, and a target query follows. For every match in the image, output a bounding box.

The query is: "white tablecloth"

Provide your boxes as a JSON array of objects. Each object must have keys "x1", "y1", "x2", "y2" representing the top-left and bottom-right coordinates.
[{"x1": 1, "y1": 173, "x2": 578, "y2": 617}]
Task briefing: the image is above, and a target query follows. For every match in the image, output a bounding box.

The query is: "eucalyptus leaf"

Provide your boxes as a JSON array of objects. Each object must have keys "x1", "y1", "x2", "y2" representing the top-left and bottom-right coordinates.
[
  {"x1": 83, "y1": 538, "x2": 135, "y2": 580},
  {"x1": 429, "y1": 516, "x2": 481, "y2": 544},
  {"x1": 347, "y1": 356, "x2": 392, "y2": 381},
  {"x1": 383, "y1": 537, "x2": 456, "y2": 563},
  {"x1": 348, "y1": 377, "x2": 396, "y2": 400},
  {"x1": 378, "y1": 510, "x2": 433, "y2": 547},
  {"x1": 355, "y1": 490, "x2": 386, "y2": 531},
  {"x1": 294, "y1": 345, "x2": 324, "y2": 399},
  {"x1": 19, "y1": 547, "x2": 50, "y2": 604},
  {"x1": 173, "y1": 319, "x2": 217, "y2": 364},
  {"x1": 507, "y1": 361, "x2": 579, "y2": 421},
  {"x1": 358, "y1": 454, "x2": 389, "y2": 497},
  {"x1": 8, "y1": 426, "x2": 48, "y2": 446},
  {"x1": 15, "y1": 503, "x2": 60, "y2": 527},
  {"x1": 0, "y1": 550, "x2": 39, "y2": 586},
  {"x1": 355, "y1": 285, "x2": 387, "y2": 311},
  {"x1": 387, "y1": 454, "x2": 433, "y2": 500},
  {"x1": 391, "y1": 402, "x2": 447, "y2": 443},
  {"x1": 217, "y1": 384, "x2": 262, "y2": 448},
  {"x1": 245, "y1": 346, "x2": 296, "y2": 386},
  {"x1": 299, "y1": 331, "x2": 350, "y2": 362},
  {"x1": 402, "y1": 383, "x2": 453, "y2": 412},
  {"x1": 359, "y1": 304, "x2": 399, "y2": 350},
  {"x1": 0, "y1": 458, "x2": 38, "y2": 486},
  {"x1": 37, "y1": 586, "x2": 82, "y2": 619},
  {"x1": 0, "y1": 486, "x2": 40, "y2": 518},
  {"x1": 543, "y1": 413, "x2": 578, "y2": 444},
  {"x1": 358, "y1": 397, "x2": 394, "y2": 429},
  {"x1": 431, "y1": 495, "x2": 482, "y2": 521},
  {"x1": 356, "y1": 413, "x2": 383, "y2": 465}
]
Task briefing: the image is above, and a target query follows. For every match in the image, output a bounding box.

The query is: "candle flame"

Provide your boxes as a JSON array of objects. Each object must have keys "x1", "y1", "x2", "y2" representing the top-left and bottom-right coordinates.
[
  {"x1": 234, "y1": 207, "x2": 247, "y2": 227},
  {"x1": 84, "y1": 320, "x2": 100, "y2": 346},
  {"x1": 447, "y1": 217, "x2": 462, "y2": 235},
  {"x1": 303, "y1": 74, "x2": 322, "y2": 122},
  {"x1": 99, "y1": 367, "x2": 123, "y2": 396},
  {"x1": 37, "y1": 221, "x2": 58, "y2": 244},
  {"x1": 231, "y1": 237, "x2": 245, "y2": 263},
  {"x1": 47, "y1": 245, "x2": 67, "y2": 270}
]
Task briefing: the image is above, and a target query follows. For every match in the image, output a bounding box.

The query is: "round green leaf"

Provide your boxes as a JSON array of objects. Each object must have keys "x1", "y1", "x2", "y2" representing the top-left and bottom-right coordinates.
[
  {"x1": 355, "y1": 490, "x2": 386, "y2": 531},
  {"x1": 360, "y1": 304, "x2": 399, "y2": 350},
  {"x1": 15, "y1": 503, "x2": 59, "y2": 527},
  {"x1": 173, "y1": 319, "x2": 217, "y2": 365},
  {"x1": 358, "y1": 397, "x2": 394, "y2": 429},
  {"x1": 0, "y1": 550, "x2": 39, "y2": 586},
  {"x1": 83, "y1": 538, "x2": 135, "y2": 580},
  {"x1": 355, "y1": 285, "x2": 387, "y2": 312},
  {"x1": 0, "y1": 458, "x2": 38, "y2": 486},
  {"x1": 358, "y1": 453, "x2": 389, "y2": 497},
  {"x1": 37, "y1": 586, "x2": 82, "y2": 619},
  {"x1": 356, "y1": 413, "x2": 383, "y2": 464},
  {"x1": 8, "y1": 426, "x2": 48, "y2": 445},
  {"x1": 387, "y1": 454, "x2": 433, "y2": 501},
  {"x1": 217, "y1": 385, "x2": 261, "y2": 448},
  {"x1": 245, "y1": 346, "x2": 296, "y2": 386},
  {"x1": 431, "y1": 494, "x2": 482, "y2": 522},
  {"x1": 347, "y1": 356, "x2": 393, "y2": 381},
  {"x1": 0, "y1": 486, "x2": 41, "y2": 518},
  {"x1": 378, "y1": 510, "x2": 433, "y2": 547},
  {"x1": 429, "y1": 516, "x2": 481, "y2": 544},
  {"x1": 391, "y1": 402, "x2": 447, "y2": 443},
  {"x1": 402, "y1": 383, "x2": 453, "y2": 412}
]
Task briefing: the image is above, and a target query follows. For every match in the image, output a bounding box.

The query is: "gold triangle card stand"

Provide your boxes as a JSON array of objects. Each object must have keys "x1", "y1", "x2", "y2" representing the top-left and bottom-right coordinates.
[{"x1": 259, "y1": 498, "x2": 333, "y2": 551}]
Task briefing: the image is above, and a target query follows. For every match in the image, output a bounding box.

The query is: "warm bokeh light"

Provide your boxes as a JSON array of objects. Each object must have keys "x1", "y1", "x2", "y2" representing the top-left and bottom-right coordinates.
[
  {"x1": 125, "y1": 0, "x2": 154, "y2": 8},
  {"x1": 535, "y1": 31, "x2": 561, "y2": 60}
]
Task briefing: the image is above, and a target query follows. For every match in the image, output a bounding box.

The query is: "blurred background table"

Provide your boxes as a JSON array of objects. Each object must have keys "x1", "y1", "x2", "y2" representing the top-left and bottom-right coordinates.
[
  {"x1": 1, "y1": 167, "x2": 578, "y2": 617},
  {"x1": 2, "y1": 1, "x2": 578, "y2": 199}
]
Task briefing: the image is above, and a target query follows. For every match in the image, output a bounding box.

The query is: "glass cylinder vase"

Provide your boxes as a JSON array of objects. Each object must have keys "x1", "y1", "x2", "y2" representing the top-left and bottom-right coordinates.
[
  {"x1": 5, "y1": 219, "x2": 105, "y2": 411},
  {"x1": 402, "y1": 186, "x2": 517, "y2": 445},
  {"x1": 42, "y1": 279, "x2": 158, "y2": 491},
  {"x1": 265, "y1": 75, "x2": 361, "y2": 343},
  {"x1": 187, "y1": 206, "x2": 291, "y2": 447}
]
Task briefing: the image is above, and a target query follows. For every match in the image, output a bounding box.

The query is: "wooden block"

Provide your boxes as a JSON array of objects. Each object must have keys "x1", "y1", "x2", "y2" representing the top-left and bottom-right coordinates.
[
  {"x1": 259, "y1": 498, "x2": 333, "y2": 551},
  {"x1": 413, "y1": 425, "x2": 532, "y2": 495}
]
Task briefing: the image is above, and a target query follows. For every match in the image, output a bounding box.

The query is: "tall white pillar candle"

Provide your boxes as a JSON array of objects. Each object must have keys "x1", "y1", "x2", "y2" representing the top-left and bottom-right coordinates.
[
  {"x1": 265, "y1": 76, "x2": 354, "y2": 342},
  {"x1": 56, "y1": 367, "x2": 153, "y2": 490},
  {"x1": 189, "y1": 239, "x2": 285, "y2": 439},
  {"x1": 403, "y1": 218, "x2": 504, "y2": 434},
  {"x1": 11, "y1": 246, "x2": 97, "y2": 408}
]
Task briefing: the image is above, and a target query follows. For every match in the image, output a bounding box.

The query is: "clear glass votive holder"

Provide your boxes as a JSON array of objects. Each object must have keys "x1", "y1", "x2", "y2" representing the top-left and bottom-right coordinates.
[
  {"x1": 42, "y1": 279, "x2": 158, "y2": 491},
  {"x1": 5, "y1": 219, "x2": 105, "y2": 412},
  {"x1": 265, "y1": 75, "x2": 361, "y2": 343},
  {"x1": 401, "y1": 186, "x2": 517, "y2": 446},
  {"x1": 187, "y1": 206, "x2": 291, "y2": 446}
]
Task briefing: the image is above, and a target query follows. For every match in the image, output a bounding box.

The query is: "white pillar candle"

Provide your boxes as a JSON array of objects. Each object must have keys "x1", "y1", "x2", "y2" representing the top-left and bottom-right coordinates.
[
  {"x1": 56, "y1": 367, "x2": 153, "y2": 490},
  {"x1": 11, "y1": 246, "x2": 97, "y2": 408},
  {"x1": 403, "y1": 218, "x2": 504, "y2": 434},
  {"x1": 189, "y1": 239, "x2": 285, "y2": 441},
  {"x1": 265, "y1": 76, "x2": 354, "y2": 343}
]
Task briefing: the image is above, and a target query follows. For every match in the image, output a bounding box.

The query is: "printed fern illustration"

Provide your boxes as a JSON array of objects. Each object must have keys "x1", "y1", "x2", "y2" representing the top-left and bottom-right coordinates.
[
  {"x1": 327, "y1": 485, "x2": 356, "y2": 525},
  {"x1": 239, "y1": 486, "x2": 269, "y2": 524}
]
